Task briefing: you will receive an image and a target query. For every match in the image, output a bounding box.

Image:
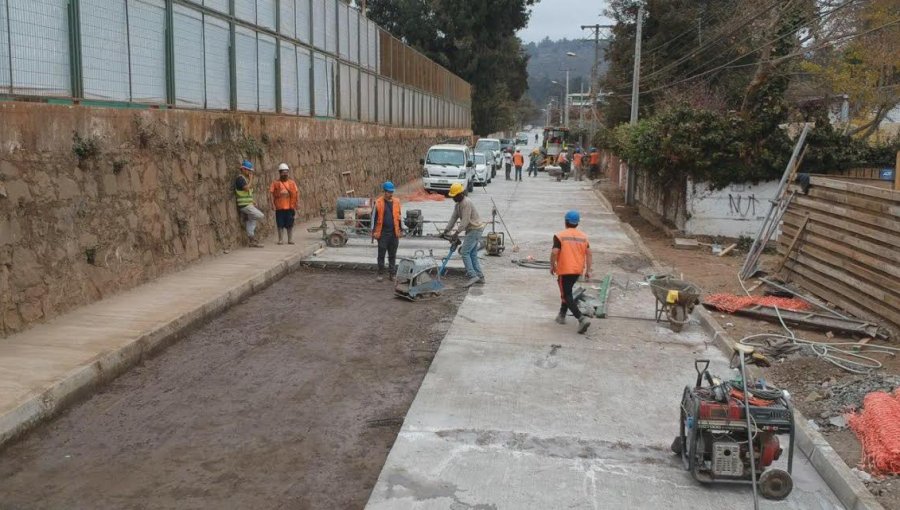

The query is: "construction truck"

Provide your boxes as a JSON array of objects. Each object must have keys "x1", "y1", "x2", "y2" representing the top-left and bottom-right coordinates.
[{"x1": 539, "y1": 126, "x2": 570, "y2": 169}]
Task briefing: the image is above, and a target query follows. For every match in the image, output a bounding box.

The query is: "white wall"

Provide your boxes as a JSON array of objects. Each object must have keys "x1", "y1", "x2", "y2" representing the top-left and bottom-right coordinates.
[{"x1": 684, "y1": 179, "x2": 780, "y2": 238}]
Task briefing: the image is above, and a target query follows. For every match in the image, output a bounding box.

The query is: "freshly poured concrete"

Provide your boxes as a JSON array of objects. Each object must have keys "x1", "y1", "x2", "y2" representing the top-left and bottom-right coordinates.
[{"x1": 366, "y1": 159, "x2": 843, "y2": 508}]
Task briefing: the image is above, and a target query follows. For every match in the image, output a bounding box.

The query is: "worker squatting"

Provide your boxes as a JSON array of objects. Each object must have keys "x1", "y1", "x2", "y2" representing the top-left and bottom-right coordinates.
[{"x1": 234, "y1": 161, "x2": 592, "y2": 334}]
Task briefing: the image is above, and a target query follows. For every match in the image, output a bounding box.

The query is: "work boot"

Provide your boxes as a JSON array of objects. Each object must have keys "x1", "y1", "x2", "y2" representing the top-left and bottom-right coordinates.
[
  {"x1": 376, "y1": 273, "x2": 385, "y2": 282},
  {"x1": 555, "y1": 312, "x2": 566, "y2": 325},
  {"x1": 476, "y1": 276, "x2": 486, "y2": 285},
  {"x1": 249, "y1": 237, "x2": 263, "y2": 248},
  {"x1": 464, "y1": 276, "x2": 480, "y2": 287},
  {"x1": 577, "y1": 316, "x2": 591, "y2": 334},
  {"x1": 277, "y1": 229, "x2": 284, "y2": 245},
  {"x1": 287, "y1": 228, "x2": 295, "y2": 245}
]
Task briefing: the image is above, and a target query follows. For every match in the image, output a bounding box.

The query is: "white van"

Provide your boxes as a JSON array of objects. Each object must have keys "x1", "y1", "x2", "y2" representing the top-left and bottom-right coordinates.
[{"x1": 421, "y1": 144, "x2": 475, "y2": 194}]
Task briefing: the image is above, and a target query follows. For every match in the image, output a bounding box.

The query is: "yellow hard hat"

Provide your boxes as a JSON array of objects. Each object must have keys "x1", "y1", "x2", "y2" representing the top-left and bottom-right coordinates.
[{"x1": 448, "y1": 183, "x2": 465, "y2": 197}]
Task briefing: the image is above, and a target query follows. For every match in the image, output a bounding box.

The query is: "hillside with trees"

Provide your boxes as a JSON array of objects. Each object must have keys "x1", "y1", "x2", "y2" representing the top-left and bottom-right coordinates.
[{"x1": 524, "y1": 38, "x2": 608, "y2": 112}]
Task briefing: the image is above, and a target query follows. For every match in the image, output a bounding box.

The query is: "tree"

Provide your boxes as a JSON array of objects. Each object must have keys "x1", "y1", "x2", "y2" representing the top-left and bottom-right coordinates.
[{"x1": 366, "y1": 0, "x2": 539, "y2": 135}]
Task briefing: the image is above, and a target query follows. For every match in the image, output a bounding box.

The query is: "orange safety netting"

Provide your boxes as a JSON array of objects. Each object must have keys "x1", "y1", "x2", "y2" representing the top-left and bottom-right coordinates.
[
  {"x1": 399, "y1": 189, "x2": 446, "y2": 202},
  {"x1": 703, "y1": 293, "x2": 813, "y2": 314},
  {"x1": 849, "y1": 390, "x2": 900, "y2": 475}
]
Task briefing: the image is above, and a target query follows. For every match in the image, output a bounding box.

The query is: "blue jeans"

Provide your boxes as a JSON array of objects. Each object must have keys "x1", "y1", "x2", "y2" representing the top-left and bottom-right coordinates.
[{"x1": 461, "y1": 228, "x2": 484, "y2": 278}]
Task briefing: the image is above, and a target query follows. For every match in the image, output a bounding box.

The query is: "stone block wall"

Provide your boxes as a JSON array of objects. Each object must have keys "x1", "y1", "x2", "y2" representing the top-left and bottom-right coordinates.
[{"x1": 0, "y1": 102, "x2": 470, "y2": 337}]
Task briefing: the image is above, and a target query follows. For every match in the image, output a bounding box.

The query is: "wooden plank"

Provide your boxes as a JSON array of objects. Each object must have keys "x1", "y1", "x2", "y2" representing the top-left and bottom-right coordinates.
[
  {"x1": 896, "y1": 150, "x2": 899, "y2": 191},
  {"x1": 811, "y1": 176, "x2": 899, "y2": 202},
  {"x1": 775, "y1": 215, "x2": 808, "y2": 274},
  {"x1": 780, "y1": 222, "x2": 900, "y2": 279},
  {"x1": 787, "y1": 243, "x2": 900, "y2": 306},
  {"x1": 782, "y1": 208, "x2": 900, "y2": 256},
  {"x1": 784, "y1": 258, "x2": 900, "y2": 327},
  {"x1": 785, "y1": 270, "x2": 899, "y2": 333},
  {"x1": 808, "y1": 187, "x2": 900, "y2": 217},
  {"x1": 794, "y1": 195, "x2": 900, "y2": 234},
  {"x1": 791, "y1": 199, "x2": 900, "y2": 246}
]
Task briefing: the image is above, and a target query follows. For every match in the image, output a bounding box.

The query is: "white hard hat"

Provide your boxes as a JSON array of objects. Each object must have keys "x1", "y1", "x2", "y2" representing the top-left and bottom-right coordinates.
[{"x1": 278, "y1": 163, "x2": 290, "y2": 171}]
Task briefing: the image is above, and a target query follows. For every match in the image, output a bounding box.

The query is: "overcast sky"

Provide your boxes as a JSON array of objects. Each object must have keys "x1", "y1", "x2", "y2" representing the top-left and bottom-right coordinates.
[{"x1": 518, "y1": 0, "x2": 614, "y2": 44}]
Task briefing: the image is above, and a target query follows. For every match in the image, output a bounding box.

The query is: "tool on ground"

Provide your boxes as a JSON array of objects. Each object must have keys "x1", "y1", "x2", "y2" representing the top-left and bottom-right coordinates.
[
  {"x1": 394, "y1": 250, "x2": 445, "y2": 301},
  {"x1": 648, "y1": 275, "x2": 701, "y2": 332},
  {"x1": 438, "y1": 233, "x2": 461, "y2": 277},
  {"x1": 485, "y1": 207, "x2": 506, "y2": 256},
  {"x1": 570, "y1": 275, "x2": 612, "y2": 319},
  {"x1": 489, "y1": 197, "x2": 519, "y2": 252},
  {"x1": 404, "y1": 209, "x2": 425, "y2": 237},
  {"x1": 307, "y1": 207, "x2": 349, "y2": 247},
  {"x1": 672, "y1": 351, "x2": 796, "y2": 505}
]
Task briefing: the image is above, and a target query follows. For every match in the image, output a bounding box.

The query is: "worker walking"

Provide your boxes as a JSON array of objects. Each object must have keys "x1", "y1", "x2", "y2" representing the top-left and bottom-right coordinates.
[
  {"x1": 551, "y1": 210, "x2": 593, "y2": 334},
  {"x1": 503, "y1": 149, "x2": 513, "y2": 181},
  {"x1": 269, "y1": 163, "x2": 300, "y2": 245},
  {"x1": 557, "y1": 151, "x2": 570, "y2": 179},
  {"x1": 371, "y1": 181, "x2": 402, "y2": 281},
  {"x1": 444, "y1": 182, "x2": 485, "y2": 287},
  {"x1": 573, "y1": 149, "x2": 584, "y2": 181},
  {"x1": 589, "y1": 147, "x2": 600, "y2": 179},
  {"x1": 235, "y1": 160, "x2": 265, "y2": 248},
  {"x1": 513, "y1": 149, "x2": 524, "y2": 182}
]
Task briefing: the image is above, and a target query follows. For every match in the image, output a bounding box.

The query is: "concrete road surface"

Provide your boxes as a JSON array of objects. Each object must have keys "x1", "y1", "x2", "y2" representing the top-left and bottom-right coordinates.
[{"x1": 365, "y1": 132, "x2": 843, "y2": 509}]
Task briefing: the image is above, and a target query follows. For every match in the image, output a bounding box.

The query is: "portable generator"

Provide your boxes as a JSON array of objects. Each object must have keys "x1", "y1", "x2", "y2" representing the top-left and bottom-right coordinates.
[
  {"x1": 485, "y1": 232, "x2": 505, "y2": 256},
  {"x1": 404, "y1": 209, "x2": 424, "y2": 237},
  {"x1": 672, "y1": 355, "x2": 795, "y2": 502}
]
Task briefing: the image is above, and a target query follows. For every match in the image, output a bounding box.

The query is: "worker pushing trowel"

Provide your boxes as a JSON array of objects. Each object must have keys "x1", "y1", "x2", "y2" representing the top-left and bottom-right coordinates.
[{"x1": 442, "y1": 182, "x2": 487, "y2": 288}]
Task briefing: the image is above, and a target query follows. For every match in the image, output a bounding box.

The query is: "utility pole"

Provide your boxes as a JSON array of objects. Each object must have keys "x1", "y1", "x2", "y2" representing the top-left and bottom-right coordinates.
[
  {"x1": 581, "y1": 24, "x2": 615, "y2": 135},
  {"x1": 564, "y1": 68, "x2": 570, "y2": 128},
  {"x1": 626, "y1": 5, "x2": 644, "y2": 205}
]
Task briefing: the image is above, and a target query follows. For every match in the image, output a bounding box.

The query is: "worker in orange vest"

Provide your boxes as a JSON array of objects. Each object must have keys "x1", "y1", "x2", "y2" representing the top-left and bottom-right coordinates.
[
  {"x1": 550, "y1": 210, "x2": 593, "y2": 334},
  {"x1": 573, "y1": 149, "x2": 584, "y2": 181},
  {"x1": 589, "y1": 148, "x2": 600, "y2": 179},
  {"x1": 512, "y1": 149, "x2": 525, "y2": 182},
  {"x1": 371, "y1": 181, "x2": 403, "y2": 281},
  {"x1": 556, "y1": 151, "x2": 570, "y2": 179}
]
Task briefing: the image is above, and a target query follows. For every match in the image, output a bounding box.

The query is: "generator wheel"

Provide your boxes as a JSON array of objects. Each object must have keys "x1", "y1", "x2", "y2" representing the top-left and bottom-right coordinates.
[
  {"x1": 759, "y1": 469, "x2": 793, "y2": 500},
  {"x1": 326, "y1": 231, "x2": 348, "y2": 247}
]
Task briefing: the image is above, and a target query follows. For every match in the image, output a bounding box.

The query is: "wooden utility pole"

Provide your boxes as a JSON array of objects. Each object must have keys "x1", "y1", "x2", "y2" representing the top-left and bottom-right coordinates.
[
  {"x1": 895, "y1": 150, "x2": 899, "y2": 190},
  {"x1": 626, "y1": 6, "x2": 644, "y2": 205}
]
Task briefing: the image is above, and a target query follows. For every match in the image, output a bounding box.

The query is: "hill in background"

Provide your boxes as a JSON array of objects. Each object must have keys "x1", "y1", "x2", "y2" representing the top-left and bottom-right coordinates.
[{"x1": 525, "y1": 37, "x2": 609, "y2": 111}]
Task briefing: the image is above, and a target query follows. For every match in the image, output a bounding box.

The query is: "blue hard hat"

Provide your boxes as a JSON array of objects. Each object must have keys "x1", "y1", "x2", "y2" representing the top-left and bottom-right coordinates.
[
  {"x1": 383, "y1": 181, "x2": 395, "y2": 192},
  {"x1": 590, "y1": 147, "x2": 597, "y2": 152},
  {"x1": 565, "y1": 210, "x2": 581, "y2": 225},
  {"x1": 241, "y1": 160, "x2": 254, "y2": 171}
]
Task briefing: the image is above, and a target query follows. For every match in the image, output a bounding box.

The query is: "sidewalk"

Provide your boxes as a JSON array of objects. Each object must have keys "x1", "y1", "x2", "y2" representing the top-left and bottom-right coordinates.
[
  {"x1": 365, "y1": 168, "x2": 844, "y2": 507},
  {"x1": 0, "y1": 223, "x2": 323, "y2": 448}
]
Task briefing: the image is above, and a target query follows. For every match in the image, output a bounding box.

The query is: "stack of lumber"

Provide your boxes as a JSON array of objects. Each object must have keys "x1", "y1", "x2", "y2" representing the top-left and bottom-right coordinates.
[{"x1": 778, "y1": 177, "x2": 899, "y2": 335}]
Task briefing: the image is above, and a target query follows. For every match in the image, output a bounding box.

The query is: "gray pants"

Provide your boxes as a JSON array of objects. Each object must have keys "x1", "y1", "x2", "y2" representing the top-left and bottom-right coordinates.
[{"x1": 239, "y1": 204, "x2": 265, "y2": 237}]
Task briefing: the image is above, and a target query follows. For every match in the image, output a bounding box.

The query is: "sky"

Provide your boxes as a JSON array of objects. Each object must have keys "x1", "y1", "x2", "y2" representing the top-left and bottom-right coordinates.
[{"x1": 517, "y1": 0, "x2": 614, "y2": 44}]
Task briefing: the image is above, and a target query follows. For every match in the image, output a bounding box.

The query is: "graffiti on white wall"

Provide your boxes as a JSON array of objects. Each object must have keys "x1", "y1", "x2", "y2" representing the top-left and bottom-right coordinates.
[
  {"x1": 727, "y1": 192, "x2": 759, "y2": 217},
  {"x1": 685, "y1": 180, "x2": 780, "y2": 237}
]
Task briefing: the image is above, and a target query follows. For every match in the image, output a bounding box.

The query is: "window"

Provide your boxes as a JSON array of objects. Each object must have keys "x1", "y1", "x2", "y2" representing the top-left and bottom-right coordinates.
[
  {"x1": 258, "y1": 33, "x2": 276, "y2": 112},
  {"x1": 426, "y1": 149, "x2": 465, "y2": 167},
  {"x1": 204, "y1": 15, "x2": 230, "y2": 109},
  {"x1": 172, "y1": 5, "x2": 204, "y2": 107},
  {"x1": 235, "y1": 26, "x2": 258, "y2": 111},
  {"x1": 297, "y1": 48, "x2": 311, "y2": 115},
  {"x1": 280, "y1": 42, "x2": 298, "y2": 114}
]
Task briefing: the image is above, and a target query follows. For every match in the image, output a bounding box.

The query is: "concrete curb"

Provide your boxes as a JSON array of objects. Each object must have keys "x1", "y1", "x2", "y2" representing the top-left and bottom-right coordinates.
[
  {"x1": 614, "y1": 214, "x2": 883, "y2": 510},
  {"x1": 0, "y1": 241, "x2": 323, "y2": 450}
]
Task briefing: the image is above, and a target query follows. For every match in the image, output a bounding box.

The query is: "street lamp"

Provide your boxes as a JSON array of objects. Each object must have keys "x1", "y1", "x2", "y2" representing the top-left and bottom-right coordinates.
[{"x1": 563, "y1": 52, "x2": 577, "y2": 128}]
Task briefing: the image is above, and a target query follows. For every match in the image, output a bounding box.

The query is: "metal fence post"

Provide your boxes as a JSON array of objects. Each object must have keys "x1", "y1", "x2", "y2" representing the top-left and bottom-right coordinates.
[
  {"x1": 164, "y1": 0, "x2": 176, "y2": 105},
  {"x1": 229, "y1": 1, "x2": 237, "y2": 111},
  {"x1": 67, "y1": 0, "x2": 84, "y2": 98}
]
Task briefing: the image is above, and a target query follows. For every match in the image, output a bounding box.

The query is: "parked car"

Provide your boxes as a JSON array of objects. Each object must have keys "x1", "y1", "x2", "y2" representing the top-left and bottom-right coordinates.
[
  {"x1": 515, "y1": 133, "x2": 529, "y2": 146},
  {"x1": 472, "y1": 152, "x2": 492, "y2": 186},
  {"x1": 474, "y1": 138, "x2": 501, "y2": 178},
  {"x1": 421, "y1": 144, "x2": 475, "y2": 194},
  {"x1": 499, "y1": 138, "x2": 515, "y2": 153}
]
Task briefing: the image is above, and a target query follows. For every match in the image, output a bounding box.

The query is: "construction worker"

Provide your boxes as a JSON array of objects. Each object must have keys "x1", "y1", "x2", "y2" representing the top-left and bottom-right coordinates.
[
  {"x1": 551, "y1": 210, "x2": 593, "y2": 334},
  {"x1": 529, "y1": 147, "x2": 541, "y2": 177},
  {"x1": 235, "y1": 159, "x2": 265, "y2": 247},
  {"x1": 589, "y1": 147, "x2": 600, "y2": 179},
  {"x1": 573, "y1": 148, "x2": 584, "y2": 181},
  {"x1": 503, "y1": 149, "x2": 513, "y2": 181},
  {"x1": 557, "y1": 150, "x2": 570, "y2": 179},
  {"x1": 443, "y1": 182, "x2": 485, "y2": 287},
  {"x1": 371, "y1": 181, "x2": 402, "y2": 281},
  {"x1": 269, "y1": 163, "x2": 300, "y2": 245},
  {"x1": 513, "y1": 148, "x2": 525, "y2": 182}
]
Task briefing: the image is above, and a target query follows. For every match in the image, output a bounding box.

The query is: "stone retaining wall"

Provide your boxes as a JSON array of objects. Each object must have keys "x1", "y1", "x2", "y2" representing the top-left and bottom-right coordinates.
[{"x1": 0, "y1": 102, "x2": 470, "y2": 336}]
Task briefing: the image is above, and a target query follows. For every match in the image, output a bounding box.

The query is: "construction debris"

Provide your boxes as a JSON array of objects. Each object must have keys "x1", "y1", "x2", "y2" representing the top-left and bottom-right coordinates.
[
  {"x1": 673, "y1": 238, "x2": 701, "y2": 250},
  {"x1": 849, "y1": 389, "x2": 900, "y2": 475}
]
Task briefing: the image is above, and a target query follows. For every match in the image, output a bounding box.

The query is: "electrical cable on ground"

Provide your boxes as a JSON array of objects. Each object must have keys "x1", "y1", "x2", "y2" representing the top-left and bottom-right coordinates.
[{"x1": 737, "y1": 306, "x2": 900, "y2": 375}]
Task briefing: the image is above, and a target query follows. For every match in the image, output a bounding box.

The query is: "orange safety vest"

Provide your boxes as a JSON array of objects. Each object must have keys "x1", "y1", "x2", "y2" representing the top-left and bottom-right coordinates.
[
  {"x1": 573, "y1": 153, "x2": 583, "y2": 167},
  {"x1": 555, "y1": 228, "x2": 590, "y2": 275},
  {"x1": 590, "y1": 152, "x2": 600, "y2": 165},
  {"x1": 557, "y1": 152, "x2": 568, "y2": 164},
  {"x1": 373, "y1": 196, "x2": 402, "y2": 239},
  {"x1": 513, "y1": 152, "x2": 524, "y2": 166}
]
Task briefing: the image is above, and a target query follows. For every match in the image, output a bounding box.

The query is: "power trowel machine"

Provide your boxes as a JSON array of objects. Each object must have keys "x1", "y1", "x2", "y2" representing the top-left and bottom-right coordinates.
[{"x1": 672, "y1": 345, "x2": 796, "y2": 506}]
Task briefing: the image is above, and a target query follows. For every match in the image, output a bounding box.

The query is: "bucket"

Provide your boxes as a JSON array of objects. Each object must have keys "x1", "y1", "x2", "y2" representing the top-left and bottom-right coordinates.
[{"x1": 336, "y1": 197, "x2": 370, "y2": 219}]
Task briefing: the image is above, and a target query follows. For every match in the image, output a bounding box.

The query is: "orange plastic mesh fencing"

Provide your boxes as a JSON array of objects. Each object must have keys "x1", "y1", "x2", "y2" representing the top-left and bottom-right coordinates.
[
  {"x1": 849, "y1": 389, "x2": 900, "y2": 475},
  {"x1": 703, "y1": 293, "x2": 813, "y2": 314},
  {"x1": 399, "y1": 189, "x2": 446, "y2": 202}
]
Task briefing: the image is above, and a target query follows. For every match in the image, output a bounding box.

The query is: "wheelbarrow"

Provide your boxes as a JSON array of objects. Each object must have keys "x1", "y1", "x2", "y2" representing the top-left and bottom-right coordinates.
[{"x1": 648, "y1": 275, "x2": 701, "y2": 332}]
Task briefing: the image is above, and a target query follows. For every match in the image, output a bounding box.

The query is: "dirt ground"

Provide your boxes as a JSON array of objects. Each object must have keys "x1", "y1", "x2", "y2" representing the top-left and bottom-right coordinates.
[
  {"x1": 0, "y1": 269, "x2": 465, "y2": 510},
  {"x1": 600, "y1": 182, "x2": 900, "y2": 508}
]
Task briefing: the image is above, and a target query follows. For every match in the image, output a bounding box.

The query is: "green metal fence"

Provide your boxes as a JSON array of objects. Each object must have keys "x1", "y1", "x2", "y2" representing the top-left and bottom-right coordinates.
[{"x1": 0, "y1": 0, "x2": 471, "y2": 129}]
